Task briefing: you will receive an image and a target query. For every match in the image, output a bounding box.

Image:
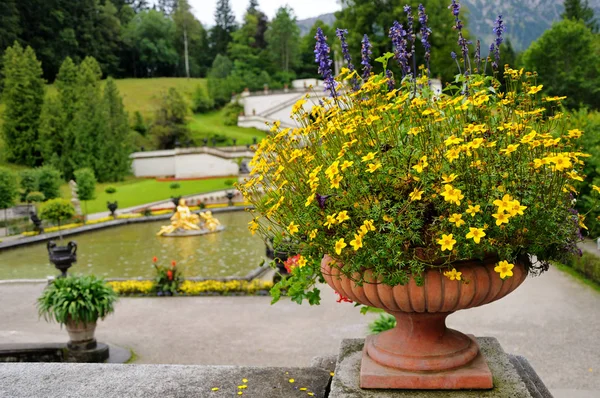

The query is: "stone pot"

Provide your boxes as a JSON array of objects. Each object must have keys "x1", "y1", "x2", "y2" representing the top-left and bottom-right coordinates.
[
  {"x1": 321, "y1": 254, "x2": 528, "y2": 390},
  {"x1": 65, "y1": 319, "x2": 97, "y2": 349}
]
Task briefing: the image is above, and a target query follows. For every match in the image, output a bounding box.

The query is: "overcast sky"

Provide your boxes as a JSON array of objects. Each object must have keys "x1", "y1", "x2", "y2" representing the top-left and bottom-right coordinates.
[{"x1": 190, "y1": 0, "x2": 341, "y2": 26}]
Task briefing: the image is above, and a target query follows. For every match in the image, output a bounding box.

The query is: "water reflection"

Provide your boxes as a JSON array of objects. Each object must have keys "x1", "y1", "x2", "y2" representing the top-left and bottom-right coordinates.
[{"x1": 0, "y1": 211, "x2": 266, "y2": 279}]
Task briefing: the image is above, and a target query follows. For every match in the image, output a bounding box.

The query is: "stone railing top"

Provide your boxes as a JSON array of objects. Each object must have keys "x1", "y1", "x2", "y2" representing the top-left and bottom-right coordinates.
[{"x1": 130, "y1": 146, "x2": 255, "y2": 160}]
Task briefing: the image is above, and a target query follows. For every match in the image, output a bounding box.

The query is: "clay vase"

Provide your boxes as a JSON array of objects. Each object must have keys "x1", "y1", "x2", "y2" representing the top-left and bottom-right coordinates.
[
  {"x1": 321, "y1": 254, "x2": 528, "y2": 390},
  {"x1": 65, "y1": 318, "x2": 98, "y2": 350}
]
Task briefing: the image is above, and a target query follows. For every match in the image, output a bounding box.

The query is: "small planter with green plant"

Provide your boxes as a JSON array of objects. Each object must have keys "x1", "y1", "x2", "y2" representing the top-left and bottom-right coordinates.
[
  {"x1": 152, "y1": 256, "x2": 183, "y2": 296},
  {"x1": 105, "y1": 186, "x2": 118, "y2": 217},
  {"x1": 37, "y1": 275, "x2": 118, "y2": 347}
]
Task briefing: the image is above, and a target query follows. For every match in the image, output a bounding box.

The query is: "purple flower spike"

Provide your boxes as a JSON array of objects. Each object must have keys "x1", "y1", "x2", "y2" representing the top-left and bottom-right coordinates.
[
  {"x1": 335, "y1": 28, "x2": 355, "y2": 72},
  {"x1": 389, "y1": 21, "x2": 410, "y2": 76},
  {"x1": 404, "y1": 5, "x2": 416, "y2": 78},
  {"x1": 361, "y1": 34, "x2": 373, "y2": 79},
  {"x1": 386, "y1": 70, "x2": 395, "y2": 91},
  {"x1": 316, "y1": 194, "x2": 331, "y2": 210},
  {"x1": 475, "y1": 40, "x2": 481, "y2": 72},
  {"x1": 314, "y1": 27, "x2": 338, "y2": 98},
  {"x1": 418, "y1": 4, "x2": 431, "y2": 75},
  {"x1": 449, "y1": 0, "x2": 469, "y2": 73},
  {"x1": 492, "y1": 15, "x2": 505, "y2": 70},
  {"x1": 449, "y1": 0, "x2": 460, "y2": 17}
]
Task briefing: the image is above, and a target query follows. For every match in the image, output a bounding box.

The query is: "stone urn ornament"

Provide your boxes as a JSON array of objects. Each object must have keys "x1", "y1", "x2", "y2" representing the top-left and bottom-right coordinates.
[{"x1": 47, "y1": 240, "x2": 77, "y2": 278}]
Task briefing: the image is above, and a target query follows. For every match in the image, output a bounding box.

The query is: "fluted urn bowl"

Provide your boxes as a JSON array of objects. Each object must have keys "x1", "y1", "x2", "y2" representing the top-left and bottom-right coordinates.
[{"x1": 321, "y1": 254, "x2": 528, "y2": 389}]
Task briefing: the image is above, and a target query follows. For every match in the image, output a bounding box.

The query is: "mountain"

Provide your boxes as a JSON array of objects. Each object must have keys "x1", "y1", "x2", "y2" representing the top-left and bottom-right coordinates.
[{"x1": 296, "y1": 0, "x2": 600, "y2": 51}]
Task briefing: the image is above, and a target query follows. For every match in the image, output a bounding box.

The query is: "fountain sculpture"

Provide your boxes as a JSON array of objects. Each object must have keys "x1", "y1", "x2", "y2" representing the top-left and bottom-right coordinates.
[{"x1": 157, "y1": 199, "x2": 223, "y2": 237}]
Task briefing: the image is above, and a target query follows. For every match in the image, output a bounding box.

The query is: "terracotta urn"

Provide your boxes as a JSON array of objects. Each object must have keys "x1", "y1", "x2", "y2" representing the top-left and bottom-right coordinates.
[{"x1": 321, "y1": 254, "x2": 528, "y2": 390}]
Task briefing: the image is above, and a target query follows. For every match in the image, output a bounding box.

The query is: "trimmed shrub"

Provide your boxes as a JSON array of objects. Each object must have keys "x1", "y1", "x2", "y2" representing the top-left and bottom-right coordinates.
[{"x1": 565, "y1": 252, "x2": 600, "y2": 284}]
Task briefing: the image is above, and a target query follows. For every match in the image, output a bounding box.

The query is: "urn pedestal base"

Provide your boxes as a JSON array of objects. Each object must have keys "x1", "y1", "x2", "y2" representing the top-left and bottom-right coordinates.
[{"x1": 360, "y1": 334, "x2": 493, "y2": 389}]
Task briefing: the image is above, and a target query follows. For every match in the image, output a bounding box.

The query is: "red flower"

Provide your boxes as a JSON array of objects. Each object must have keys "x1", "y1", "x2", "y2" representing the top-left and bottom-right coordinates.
[
  {"x1": 171, "y1": 260, "x2": 177, "y2": 268},
  {"x1": 283, "y1": 254, "x2": 301, "y2": 273},
  {"x1": 336, "y1": 292, "x2": 353, "y2": 303},
  {"x1": 152, "y1": 256, "x2": 158, "y2": 263},
  {"x1": 167, "y1": 270, "x2": 173, "y2": 280}
]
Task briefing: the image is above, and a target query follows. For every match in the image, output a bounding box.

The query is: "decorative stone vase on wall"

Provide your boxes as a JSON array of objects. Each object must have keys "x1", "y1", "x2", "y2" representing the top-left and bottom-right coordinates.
[
  {"x1": 47, "y1": 241, "x2": 77, "y2": 278},
  {"x1": 321, "y1": 254, "x2": 528, "y2": 390}
]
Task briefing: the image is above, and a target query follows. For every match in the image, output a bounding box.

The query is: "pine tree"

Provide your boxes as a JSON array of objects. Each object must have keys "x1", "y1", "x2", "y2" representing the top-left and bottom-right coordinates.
[
  {"x1": 39, "y1": 57, "x2": 79, "y2": 174},
  {"x1": 210, "y1": 0, "x2": 237, "y2": 56},
  {"x1": 1, "y1": 42, "x2": 45, "y2": 167},
  {"x1": 246, "y1": 0, "x2": 268, "y2": 49},
  {"x1": 562, "y1": 0, "x2": 598, "y2": 32},
  {"x1": 69, "y1": 57, "x2": 108, "y2": 177},
  {"x1": 101, "y1": 78, "x2": 131, "y2": 182}
]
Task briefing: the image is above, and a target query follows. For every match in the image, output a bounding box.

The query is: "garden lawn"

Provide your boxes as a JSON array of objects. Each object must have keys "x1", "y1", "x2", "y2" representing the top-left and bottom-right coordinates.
[
  {"x1": 59, "y1": 177, "x2": 233, "y2": 214},
  {"x1": 188, "y1": 110, "x2": 266, "y2": 147}
]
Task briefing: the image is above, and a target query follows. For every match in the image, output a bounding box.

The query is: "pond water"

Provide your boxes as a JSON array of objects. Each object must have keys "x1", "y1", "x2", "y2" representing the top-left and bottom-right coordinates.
[{"x1": 0, "y1": 211, "x2": 267, "y2": 280}]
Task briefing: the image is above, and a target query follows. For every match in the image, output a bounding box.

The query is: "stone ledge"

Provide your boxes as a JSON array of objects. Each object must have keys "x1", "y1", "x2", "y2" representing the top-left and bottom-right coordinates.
[
  {"x1": 0, "y1": 363, "x2": 331, "y2": 398},
  {"x1": 330, "y1": 337, "x2": 552, "y2": 398}
]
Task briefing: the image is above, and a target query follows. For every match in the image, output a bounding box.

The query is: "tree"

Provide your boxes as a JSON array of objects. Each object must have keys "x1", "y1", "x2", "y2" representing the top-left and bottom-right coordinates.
[
  {"x1": 210, "y1": 0, "x2": 237, "y2": 56},
  {"x1": 39, "y1": 198, "x2": 75, "y2": 238},
  {"x1": 19, "y1": 169, "x2": 39, "y2": 202},
  {"x1": 335, "y1": 0, "x2": 468, "y2": 83},
  {"x1": 1, "y1": 42, "x2": 45, "y2": 167},
  {"x1": 192, "y1": 85, "x2": 215, "y2": 113},
  {"x1": 37, "y1": 166, "x2": 62, "y2": 200},
  {"x1": 563, "y1": 0, "x2": 598, "y2": 32},
  {"x1": 266, "y1": 6, "x2": 301, "y2": 76},
  {"x1": 74, "y1": 168, "x2": 96, "y2": 220},
  {"x1": 0, "y1": 168, "x2": 18, "y2": 224},
  {"x1": 149, "y1": 88, "x2": 191, "y2": 149},
  {"x1": 124, "y1": 9, "x2": 178, "y2": 77},
  {"x1": 173, "y1": 0, "x2": 195, "y2": 78},
  {"x1": 39, "y1": 57, "x2": 79, "y2": 176},
  {"x1": 0, "y1": 0, "x2": 21, "y2": 65},
  {"x1": 100, "y1": 78, "x2": 131, "y2": 182},
  {"x1": 246, "y1": 0, "x2": 269, "y2": 50},
  {"x1": 523, "y1": 19, "x2": 600, "y2": 109}
]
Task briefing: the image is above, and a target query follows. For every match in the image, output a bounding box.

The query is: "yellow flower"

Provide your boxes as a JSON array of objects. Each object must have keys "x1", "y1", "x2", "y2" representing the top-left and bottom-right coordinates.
[
  {"x1": 566, "y1": 171, "x2": 584, "y2": 181},
  {"x1": 493, "y1": 194, "x2": 514, "y2": 213},
  {"x1": 500, "y1": 144, "x2": 519, "y2": 155},
  {"x1": 361, "y1": 152, "x2": 376, "y2": 162},
  {"x1": 442, "y1": 173, "x2": 458, "y2": 184},
  {"x1": 445, "y1": 148, "x2": 461, "y2": 163},
  {"x1": 444, "y1": 135, "x2": 462, "y2": 146},
  {"x1": 325, "y1": 161, "x2": 340, "y2": 179},
  {"x1": 567, "y1": 129, "x2": 583, "y2": 139},
  {"x1": 248, "y1": 219, "x2": 259, "y2": 235},
  {"x1": 448, "y1": 213, "x2": 465, "y2": 227},
  {"x1": 305, "y1": 195, "x2": 314, "y2": 207},
  {"x1": 550, "y1": 154, "x2": 572, "y2": 171},
  {"x1": 507, "y1": 201, "x2": 527, "y2": 216},
  {"x1": 324, "y1": 214, "x2": 337, "y2": 229},
  {"x1": 466, "y1": 205, "x2": 481, "y2": 217},
  {"x1": 409, "y1": 188, "x2": 423, "y2": 201},
  {"x1": 363, "y1": 219, "x2": 376, "y2": 232},
  {"x1": 412, "y1": 156, "x2": 428, "y2": 173},
  {"x1": 334, "y1": 238, "x2": 347, "y2": 255},
  {"x1": 578, "y1": 214, "x2": 588, "y2": 230},
  {"x1": 288, "y1": 222, "x2": 299, "y2": 235},
  {"x1": 337, "y1": 210, "x2": 350, "y2": 223},
  {"x1": 437, "y1": 234, "x2": 456, "y2": 252},
  {"x1": 350, "y1": 234, "x2": 363, "y2": 251},
  {"x1": 443, "y1": 268, "x2": 462, "y2": 281},
  {"x1": 309, "y1": 229, "x2": 318, "y2": 240},
  {"x1": 592, "y1": 185, "x2": 600, "y2": 194},
  {"x1": 341, "y1": 160, "x2": 354, "y2": 171},
  {"x1": 330, "y1": 175, "x2": 343, "y2": 189},
  {"x1": 297, "y1": 256, "x2": 307, "y2": 268},
  {"x1": 408, "y1": 127, "x2": 423, "y2": 136},
  {"x1": 366, "y1": 162, "x2": 382, "y2": 173},
  {"x1": 383, "y1": 214, "x2": 394, "y2": 223},
  {"x1": 494, "y1": 260, "x2": 514, "y2": 279},
  {"x1": 492, "y1": 211, "x2": 510, "y2": 226},
  {"x1": 520, "y1": 131, "x2": 537, "y2": 144},
  {"x1": 466, "y1": 227, "x2": 486, "y2": 244},
  {"x1": 527, "y1": 85, "x2": 543, "y2": 95}
]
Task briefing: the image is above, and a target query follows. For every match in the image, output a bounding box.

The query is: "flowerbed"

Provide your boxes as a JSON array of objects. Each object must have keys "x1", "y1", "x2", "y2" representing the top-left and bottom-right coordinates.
[{"x1": 108, "y1": 279, "x2": 273, "y2": 296}]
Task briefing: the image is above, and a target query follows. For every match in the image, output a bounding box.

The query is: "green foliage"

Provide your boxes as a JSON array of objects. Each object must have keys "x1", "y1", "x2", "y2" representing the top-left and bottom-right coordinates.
[
  {"x1": 369, "y1": 314, "x2": 397, "y2": 334},
  {"x1": 25, "y1": 191, "x2": 45, "y2": 203},
  {"x1": 266, "y1": 6, "x2": 301, "y2": 74},
  {"x1": 123, "y1": 9, "x2": 178, "y2": 77},
  {"x1": 207, "y1": 55, "x2": 239, "y2": 108},
  {"x1": 523, "y1": 19, "x2": 600, "y2": 110},
  {"x1": 297, "y1": 21, "x2": 334, "y2": 79},
  {"x1": 105, "y1": 186, "x2": 117, "y2": 195},
  {"x1": 169, "y1": 182, "x2": 181, "y2": 190},
  {"x1": 1, "y1": 42, "x2": 45, "y2": 167},
  {"x1": 74, "y1": 168, "x2": 97, "y2": 202},
  {"x1": 149, "y1": 87, "x2": 191, "y2": 149},
  {"x1": 564, "y1": 252, "x2": 600, "y2": 285},
  {"x1": 222, "y1": 102, "x2": 244, "y2": 126},
  {"x1": 132, "y1": 111, "x2": 147, "y2": 135},
  {"x1": 210, "y1": 0, "x2": 237, "y2": 57},
  {"x1": 173, "y1": 0, "x2": 211, "y2": 77},
  {"x1": 39, "y1": 198, "x2": 75, "y2": 225},
  {"x1": 0, "y1": 167, "x2": 18, "y2": 209},
  {"x1": 563, "y1": 0, "x2": 598, "y2": 32},
  {"x1": 37, "y1": 275, "x2": 118, "y2": 325},
  {"x1": 153, "y1": 259, "x2": 183, "y2": 294},
  {"x1": 36, "y1": 166, "x2": 62, "y2": 200},
  {"x1": 192, "y1": 85, "x2": 215, "y2": 113},
  {"x1": 100, "y1": 77, "x2": 131, "y2": 182},
  {"x1": 19, "y1": 169, "x2": 39, "y2": 202}
]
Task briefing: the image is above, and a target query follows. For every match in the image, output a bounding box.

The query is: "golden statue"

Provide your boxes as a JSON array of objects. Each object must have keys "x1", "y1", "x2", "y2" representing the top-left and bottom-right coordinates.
[{"x1": 157, "y1": 199, "x2": 223, "y2": 236}]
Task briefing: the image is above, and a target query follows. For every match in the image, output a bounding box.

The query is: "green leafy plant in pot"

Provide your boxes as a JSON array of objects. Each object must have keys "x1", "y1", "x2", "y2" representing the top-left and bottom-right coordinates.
[{"x1": 37, "y1": 275, "x2": 118, "y2": 348}]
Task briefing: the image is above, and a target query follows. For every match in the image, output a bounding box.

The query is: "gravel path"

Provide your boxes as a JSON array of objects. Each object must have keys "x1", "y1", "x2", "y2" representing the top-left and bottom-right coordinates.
[{"x1": 0, "y1": 266, "x2": 598, "y2": 395}]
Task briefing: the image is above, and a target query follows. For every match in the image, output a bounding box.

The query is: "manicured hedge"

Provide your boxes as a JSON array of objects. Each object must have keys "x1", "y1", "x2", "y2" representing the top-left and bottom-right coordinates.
[{"x1": 565, "y1": 252, "x2": 600, "y2": 284}]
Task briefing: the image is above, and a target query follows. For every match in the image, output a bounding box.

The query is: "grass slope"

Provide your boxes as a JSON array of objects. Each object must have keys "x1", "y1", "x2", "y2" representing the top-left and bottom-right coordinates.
[
  {"x1": 189, "y1": 110, "x2": 266, "y2": 146},
  {"x1": 59, "y1": 177, "x2": 234, "y2": 215}
]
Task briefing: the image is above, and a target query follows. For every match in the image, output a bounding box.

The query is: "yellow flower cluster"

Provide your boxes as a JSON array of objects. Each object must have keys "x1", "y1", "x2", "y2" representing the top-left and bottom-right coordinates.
[
  {"x1": 179, "y1": 280, "x2": 273, "y2": 295},
  {"x1": 108, "y1": 280, "x2": 154, "y2": 294}
]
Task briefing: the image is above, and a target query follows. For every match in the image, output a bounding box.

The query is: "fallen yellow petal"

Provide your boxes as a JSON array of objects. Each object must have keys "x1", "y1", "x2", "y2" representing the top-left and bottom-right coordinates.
[
  {"x1": 237, "y1": 385, "x2": 247, "y2": 389},
  {"x1": 211, "y1": 387, "x2": 219, "y2": 391},
  {"x1": 300, "y1": 387, "x2": 307, "y2": 391},
  {"x1": 308, "y1": 393, "x2": 314, "y2": 396},
  {"x1": 289, "y1": 378, "x2": 295, "y2": 383},
  {"x1": 330, "y1": 372, "x2": 335, "y2": 376},
  {"x1": 242, "y1": 378, "x2": 248, "y2": 383}
]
